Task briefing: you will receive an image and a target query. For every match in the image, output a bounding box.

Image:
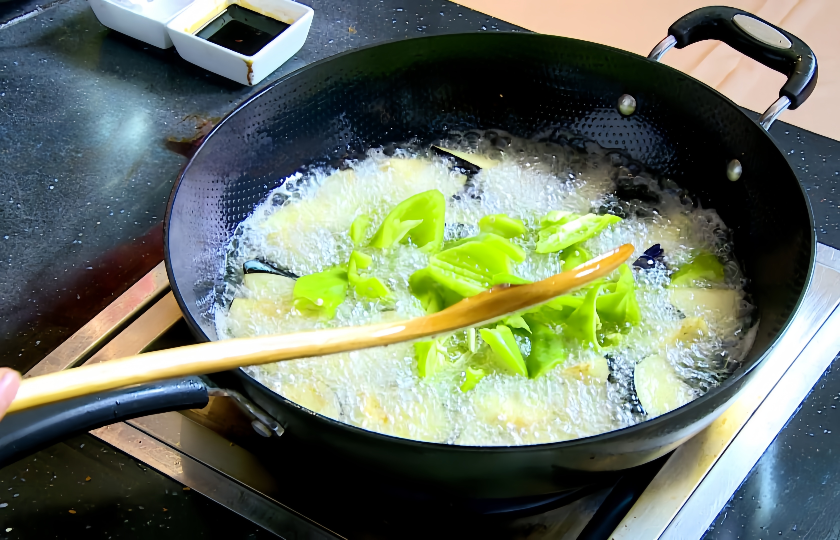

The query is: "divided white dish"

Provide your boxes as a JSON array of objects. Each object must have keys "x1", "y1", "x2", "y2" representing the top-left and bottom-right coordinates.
[{"x1": 88, "y1": 0, "x2": 194, "y2": 49}]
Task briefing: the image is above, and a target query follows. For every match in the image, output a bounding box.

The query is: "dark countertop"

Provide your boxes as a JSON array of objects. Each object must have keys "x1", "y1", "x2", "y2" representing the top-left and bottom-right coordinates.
[
  {"x1": 0, "y1": 433, "x2": 273, "y2": 539},
  {"x1": 1, "y1": 0, "x2": 840, "y2": 538},
  {"x1": 704, "y1": 355, "x2": 840, "y2": 540}
]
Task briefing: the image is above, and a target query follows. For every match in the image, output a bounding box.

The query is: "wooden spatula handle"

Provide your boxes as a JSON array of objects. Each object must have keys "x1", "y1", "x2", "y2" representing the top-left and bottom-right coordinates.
[{"x1": 8, "y1": 244, "x2": 634, "y2": 414}]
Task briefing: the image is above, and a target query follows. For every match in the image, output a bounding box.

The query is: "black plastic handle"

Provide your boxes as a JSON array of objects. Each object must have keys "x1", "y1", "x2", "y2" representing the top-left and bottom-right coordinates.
[
  {"x1": 0, "y1": 377, "x2": 209, "y2": 468},
  {"x1": 668, "y1": 6, "x2": 817, "y2": 109}
]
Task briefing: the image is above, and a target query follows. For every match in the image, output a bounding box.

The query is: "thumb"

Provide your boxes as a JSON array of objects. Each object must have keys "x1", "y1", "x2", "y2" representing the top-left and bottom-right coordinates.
[{"x1": 0, "y1": 368, "x2": 21, "y2": 422}]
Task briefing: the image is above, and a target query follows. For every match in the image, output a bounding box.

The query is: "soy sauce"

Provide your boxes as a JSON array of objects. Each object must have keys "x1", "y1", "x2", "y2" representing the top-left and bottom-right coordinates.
[{"x1": 196, "y1": 5, "x2": 290, "y2": 56}]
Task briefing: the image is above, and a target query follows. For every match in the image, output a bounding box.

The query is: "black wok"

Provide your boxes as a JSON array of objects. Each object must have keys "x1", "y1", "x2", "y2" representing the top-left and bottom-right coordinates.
[{"x1": 0, "y1": 7, "x2": 817, "y2": 500}]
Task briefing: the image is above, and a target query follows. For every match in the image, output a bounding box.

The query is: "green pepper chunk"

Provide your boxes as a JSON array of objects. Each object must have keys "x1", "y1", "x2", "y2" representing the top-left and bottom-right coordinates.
[
  {"x1": 427, "y1": 240, "x2": 515, "y2": 297},
  {"x1": 478, "y1": 233, "x2": 527, "y2": 263},
  {"x1": 349, "y1": 215, "x2": 371, "y2": 246},
  {"x1": 670, "y1": 251, "x2": 725, "y2": 287},
  {"x1": 478, "y1": 214, "x2": 527, "y2": 238},
  {"x1": 409, "y1": 267, "x2": 446, "y2": 313},
  {"x1": 369, "y1": 190, "x2": 446, "y2": 252},
  {"x1": 415, "y1": 339, "x2": 447, "y2": 378},
  {"x1": 526, "y1": 323, "x2": 569, "y2": 379},
  {"x1": 540, "y1": 210, "x2": 579, "y2": 228},
  {"x1": 479, "y1": 325, "x2": 527, "y2": 376},
  {"x1": 410, "y1": 231, "x2": 528, "y2": 307},
  {"x1": 460, "y1": 366, "x2": 487, "y2": 392},
  {"x1": 490, "y1": 273, "x2": 532, "y2": 286},
  {"x1": 293, "y1": 266, "x2": 349, "y2": 319},
  {"x1": 536, "y1": 213, "x2": 622, "y2": 253},
  {"x1": 522, "y1": 294, "x2": 583, "y2": 326},
  {"x1": 445, "y1": 233, "x2": 526, "y2": 263},
  {"x1": 596, "y1": 264, "x2": 641, "y2": 325},
  {"x1": 560, "y1": 244, "x2": 592, "y2": 270},
  {"x1": 563, "y1": 284, "x2": 602, "y2": 346},
  {"x1": 348, "y1": 251, "x2": 390, "y2": 300},
  {"x1": 502, "y1": 314, "x2": 531, "y2": 333},
  {"x1": 546, "y1": 294, "x2": 585, "y2": 312}
]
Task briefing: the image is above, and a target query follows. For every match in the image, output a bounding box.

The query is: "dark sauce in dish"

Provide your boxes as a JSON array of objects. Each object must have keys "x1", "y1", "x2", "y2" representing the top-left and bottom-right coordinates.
[{"x1": 196, "y1": 4, "x2": 290, "y2": 56}]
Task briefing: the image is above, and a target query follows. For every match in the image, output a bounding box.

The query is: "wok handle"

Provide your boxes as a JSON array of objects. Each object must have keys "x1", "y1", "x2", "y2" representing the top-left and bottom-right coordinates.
[
  {"x1": 0, "y1": 377, "x2": 208, "y2": 469},
  {"x1": 650, "y1": 7, "x2": 817, "y2": 127}
]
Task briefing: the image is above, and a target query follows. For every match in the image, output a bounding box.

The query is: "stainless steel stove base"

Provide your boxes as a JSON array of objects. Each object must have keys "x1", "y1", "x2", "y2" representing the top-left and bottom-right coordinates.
[
  {"x1": 25, "y1": 244, "x2": 840, "y2": 539},
  {"x1": 615, "y1": 243, "x2": 840, "y2": 539}
]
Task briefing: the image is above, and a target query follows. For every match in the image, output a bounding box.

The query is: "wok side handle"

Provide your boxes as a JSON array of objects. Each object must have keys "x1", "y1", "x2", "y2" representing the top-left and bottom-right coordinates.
[
  {"x1": 0, "y1": 377, "x2": 208, "y2": 469},
  {"x1": 649, "y1": 6, "x2": 817, "y2": 128}
]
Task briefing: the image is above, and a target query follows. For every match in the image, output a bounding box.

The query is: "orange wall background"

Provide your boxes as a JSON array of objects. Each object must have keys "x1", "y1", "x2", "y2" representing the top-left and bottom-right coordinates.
[{"x1": 456, "y1": 0, "x2": 839, "y2": 140}]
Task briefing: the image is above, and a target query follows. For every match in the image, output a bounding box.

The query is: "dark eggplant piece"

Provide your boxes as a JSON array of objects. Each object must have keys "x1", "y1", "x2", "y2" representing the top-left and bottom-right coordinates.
[
  {"x1": 614, "y1": 176, "x2": 661, "y2": 204},
  {"x1": 633, "y1": 244, "x2": 666, "y2": 270},
  {"x1": 432, "y1": 145, "x2": 483, "y2": 176},
  {"x1": 243, "y1": 259, "x2": 299, "y2": 279},
  {"x1": 606, "y1": 354, "x2": 646, "y2": 416}
]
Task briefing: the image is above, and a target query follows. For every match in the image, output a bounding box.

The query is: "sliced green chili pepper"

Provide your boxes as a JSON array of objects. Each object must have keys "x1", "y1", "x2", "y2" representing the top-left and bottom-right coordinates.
[
  {"x1": 478, "y1": 214, "x2": 527, "y2": 238},
  {"x1": 369, "y1": 190, "x2": 446, "y2": 253},
  {"x1": 445, "y1": 233, "x2": 526, "y2": 263},
  {"x1": 596, "y1": 264, "x2": 640, "y2": 325},
  {"x1": 536, "y1": 213, "x2": 622, "y2": 253},
  {"x1": 502, "y1": 314, "x2": 531, "y2": 333},
  {"x1": 560, "y1": 244, "x2": 592, "y2": 270},
  {"x1": 293, "y1": 266, "x2": 349, "y2": 319},
  {"x1": 348, "y1": 251, "x2": 390, "y2": 300},
  {"x1": 670, "y1": 251, "x2": 725, "y2": 287},
  {"x1": 427, "y1": 240, "x2": 514, "y2": 297},
  {"x1": 408, "y1": 267, "x2": 446, "y2": 313},
  {"x1": 563, "y1": 284, "x2": 602, "y2": 346},
  {"x1": 415, "y1": 339, "x2": 447, "y2": 378},
  {"x1": 460, "y1": 366, "x2": 487, "y2": 392},
  {"x1": 479, "y1": 324, "x2": 527, "y2": 376},
  {"x1": 526, "y1": 323, "x2": 569, "y2": 379},
  {"x1": 540, "y1": 210, "x2": 579, "y2": 228},
  {"x1": 490, "y1": 273, "x2": 532, "y2": 286},
  {"x1": 349, "y1": 214, "x2": 371, "y2": 246}
]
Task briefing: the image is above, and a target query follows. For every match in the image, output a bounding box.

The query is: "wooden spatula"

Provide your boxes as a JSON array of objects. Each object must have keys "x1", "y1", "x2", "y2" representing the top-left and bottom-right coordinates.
[{"x1": 8, "y1": 244, "x2": 634, "y2": 413}]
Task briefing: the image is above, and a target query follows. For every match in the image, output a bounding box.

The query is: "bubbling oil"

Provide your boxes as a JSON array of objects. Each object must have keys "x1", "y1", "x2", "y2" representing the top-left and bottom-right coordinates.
[{"x1": 214, "y1": 130, "x2": 754, "y2": 446}]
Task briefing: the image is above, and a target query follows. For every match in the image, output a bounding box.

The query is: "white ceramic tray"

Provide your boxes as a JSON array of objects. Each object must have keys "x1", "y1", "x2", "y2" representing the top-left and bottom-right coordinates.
[
  {"x1": 88, "y1": 0, "x2": 313, "y2": 85},
  {"x1": 89, "y1": 0, "x2": 194, "y2": 49}
]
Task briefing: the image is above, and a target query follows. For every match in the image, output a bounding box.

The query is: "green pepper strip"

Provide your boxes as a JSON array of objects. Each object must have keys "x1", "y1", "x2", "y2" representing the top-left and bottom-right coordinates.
[
  {"x1": 596, "y1": 264, "x2": 641, "y2": 325},
  {"x1": 349, "y1": 215, "x2": 371, "y2": 246},
  {"x1": 460, "y1": 366, "x2": 487, "y2": 391},
  {"x1": 415, "y1": 339, "x2": 447, "y2": 378},
  {"x1": 563, "y1": 284, "x2": 603, "y2": 347},
  {"x1": 369, "y1": 190, "x2": 446, "y2": 253},
  {"x1": 526, "y1": 323, "x2": 569, "y2": 379},
  {"x1": 478, "y1": 214, "x2": 527, "y2": 238},
  {"x1": 427, "y1": 240, "x2": 514, "y2": 297},
  {"x1": 536, "y1": 213, "x2": 622, "y2": 253},
  {"x1": 348, "y1": 251, "x2": 390, "y2": 300},
  {"x1": 479, "y1": 325, "x2": 527, "y2": 376},
  {"x1": 292, "y1": 266, "x2": 349, "y2": 320},
  {"x1": 670, "y1": 251, "x2": 725, "y2": 287}
]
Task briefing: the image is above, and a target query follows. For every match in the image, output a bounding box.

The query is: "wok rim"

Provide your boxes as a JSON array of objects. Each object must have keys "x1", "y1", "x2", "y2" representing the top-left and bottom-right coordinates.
[{"x1": 164, "y1": 31, "x2": 817, "y2": 455}]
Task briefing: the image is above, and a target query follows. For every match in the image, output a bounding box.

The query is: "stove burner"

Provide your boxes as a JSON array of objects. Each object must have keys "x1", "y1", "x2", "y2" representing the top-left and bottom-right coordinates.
[{"x1": 370, "y1": 481, "x2": 604, "y2": 518}]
